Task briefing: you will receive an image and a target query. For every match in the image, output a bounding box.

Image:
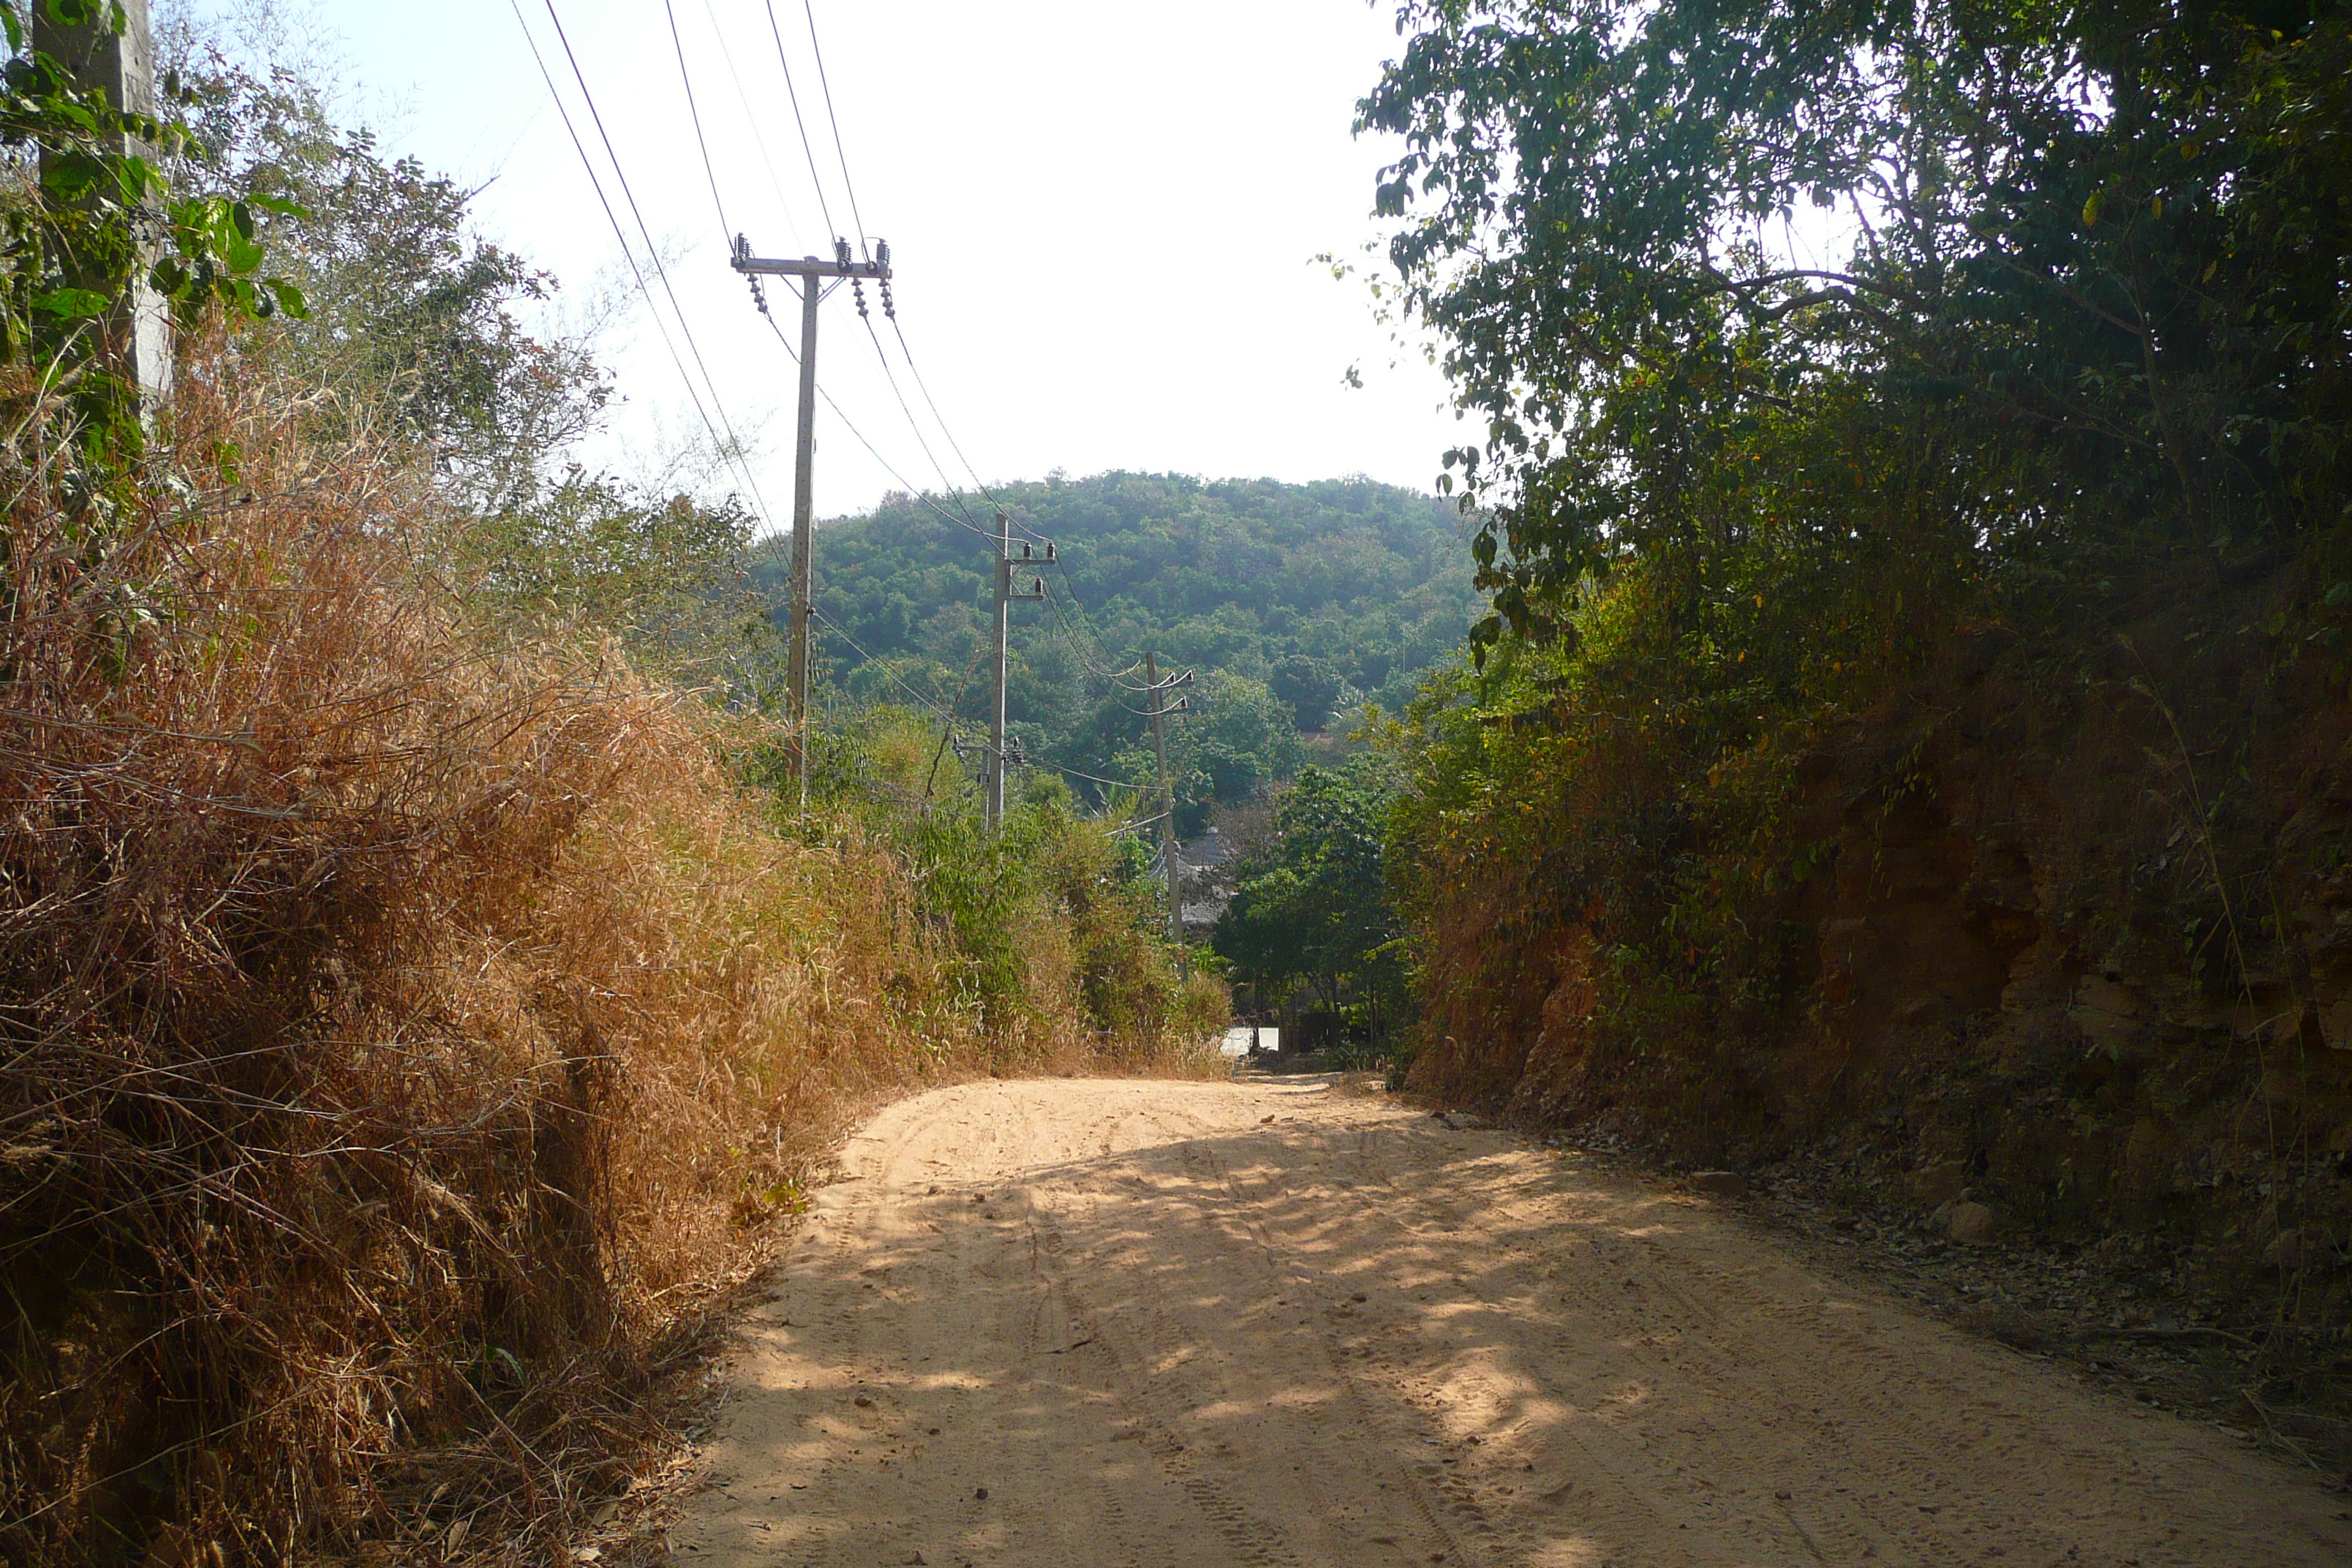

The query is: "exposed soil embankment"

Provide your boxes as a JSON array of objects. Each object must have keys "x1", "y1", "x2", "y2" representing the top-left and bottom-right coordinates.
[{"x1": 1410, "y1": 563, "x2": 2352, "y2": 1456}]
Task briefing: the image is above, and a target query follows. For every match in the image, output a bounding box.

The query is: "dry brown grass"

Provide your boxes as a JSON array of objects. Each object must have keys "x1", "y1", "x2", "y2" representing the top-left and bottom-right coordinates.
[{"x1": 0, "y1": 354, "x2": 1047, "y2": 1564}]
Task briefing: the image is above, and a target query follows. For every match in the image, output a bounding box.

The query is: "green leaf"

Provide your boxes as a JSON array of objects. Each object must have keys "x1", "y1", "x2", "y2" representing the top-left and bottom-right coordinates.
[
  {"x1": 113, "y1": 153, "x2": 161, "y2": 204},
  {"x1": 44, "y1": 100, "x2": 99, "y2": 134},
  {"x1": 34, "y1": 287, "x2": 111, "y2": 320}
]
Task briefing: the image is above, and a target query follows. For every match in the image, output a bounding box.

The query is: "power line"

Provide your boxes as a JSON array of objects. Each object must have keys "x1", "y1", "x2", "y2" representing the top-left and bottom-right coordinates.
[
  {"x1": 537, "y1": 0, "x2": 777, "y2": 528},
  {"x1": 510, "y1": 0, "x2": 745, "y2": 513},
  {"x1": 531, "y1": 3, "x2": 1175, "y2": 813},
  {"x1": 682, "y1": 7, "x2": 992, "y2": 548},
  {"x1": 762, "y1": 0, "x2": 840, "y2": 242},
  {"x1": 889, "y1": 318, "x2": 1003, "y2": 503},
  {"x1": 723, "y1": 10, "x2": 1172, "y2": 716},
  {"x1": 758, "y1": 323, "x2": 1153, "y2": 699},
  {"x1": 809, "y1": 606, "x2": 955, "y2": 720},
  {"x1": 754, "y1": 299, "x2": 1155, "y2": 696},
  {"x1": 1045, "y1": 759, "x2": 1148, "y2": 791},
  {"x1": 860, "y1": 314, "x2": 986, "y2": 530},
  {"x1": 870, "y1": 321, "x2": 1149, "y2": 688},
  {"x1": 776, "y1": 4, "x2": 977, "y2": 528},
  {"x1": 747, "y1": 309, "x2": 1002, "y2": 543},
  {"x1": 698, "y1": 0, "x2": 805, "y2": 241},
  {"x1": 799, "y1": 0, "x2": 871, "y2": 259},
  {"x1": 754, "y1": 4, "x2": 1150, "y2": 696},
  {"x1": 663, "y1": 0, "x2": 730, "y2": 240}
]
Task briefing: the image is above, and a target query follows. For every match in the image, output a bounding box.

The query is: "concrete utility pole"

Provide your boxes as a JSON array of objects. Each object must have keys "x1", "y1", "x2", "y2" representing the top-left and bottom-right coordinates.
[
  {"x1": 731, "y1": 235, "x2": 892, "y2": 794},
  {"x1": 37, "y1": 0, "x2": 171, "y2": 412},
  {"x1": 1144, "y1": 652, "x2": 1193, "y2": 946},
  {"x1": 988, "y1": 509, "x2": 1047, "y2": 832}
]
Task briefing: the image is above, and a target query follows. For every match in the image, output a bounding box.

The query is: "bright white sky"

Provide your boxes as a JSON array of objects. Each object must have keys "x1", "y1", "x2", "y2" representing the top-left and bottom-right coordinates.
[{"x1": 183, "y1": 0, "x2": 1464, "y2": 528}]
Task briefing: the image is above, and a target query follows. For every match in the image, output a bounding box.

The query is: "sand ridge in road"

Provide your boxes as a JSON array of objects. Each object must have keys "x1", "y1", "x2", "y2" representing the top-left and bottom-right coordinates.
[{"x1": 675, "y1": 1077, "x2": 2352, "y2": 1567}]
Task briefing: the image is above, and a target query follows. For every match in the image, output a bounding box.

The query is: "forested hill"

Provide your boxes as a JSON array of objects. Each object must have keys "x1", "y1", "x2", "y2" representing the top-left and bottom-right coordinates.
[{"x1": 753, "y1": 472, "x2": 1480, "y2": 823}]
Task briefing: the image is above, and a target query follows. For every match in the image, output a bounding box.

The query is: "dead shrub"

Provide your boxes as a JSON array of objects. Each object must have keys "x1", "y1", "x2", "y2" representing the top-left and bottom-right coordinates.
[{"x1": 0, "y1": 353, "x2": 997, "y2": 1563}]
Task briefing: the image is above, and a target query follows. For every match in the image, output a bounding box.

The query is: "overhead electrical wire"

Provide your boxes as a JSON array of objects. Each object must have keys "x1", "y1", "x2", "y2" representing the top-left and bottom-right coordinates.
[
  {"x1": 529, "y1": 0, "x2": 1173, "y2": 804},
  {"x1": 648, "y1": 0, "x2": 1192, "y2": 755},
  {"x1": 777, "y1": 3, "x2": 1163, "y2": 701},
  {"x1": 762, "y1": 0, "x2": 840, "y2": 242},
  {"x1": 534, "y1": 0, "x2": 777, "y2": 529},
  {"x1": 1044, "y1": 759, "x2": 1150, "y2": 791},
  {"x1": 698, "y1": 0, "x2": 805, "y2": 241},
  {"x1": 662, "y1": 0, "x2": 731, "y2": 241},
  {"x1": 747, "y1": 310, "x2": 1001, "y2": 543},
  {"x1": 859, "y1": 312, "x2": 988, "y2": 531},
  {"x1": 798, "y1": 0, "x2": 872, "y2": 259},
  {"x1": 808, "y1": 607, "x2": 956, "y2": 720},
  {"x1": 776, "y1": 2, "x2": 985, "y2": 529},
  {"x1": 810, "y1": 607, "x2": 1116, "y2": 815},
  {"x1": 660, "y1": 6, "x2": 998, "y2": 554},
  {"x1": 510, "y1": 0, "x2": 754, "y2": 516},
  {"x1": 886, "y1": 323, "x2": 996, "y2": 500}
]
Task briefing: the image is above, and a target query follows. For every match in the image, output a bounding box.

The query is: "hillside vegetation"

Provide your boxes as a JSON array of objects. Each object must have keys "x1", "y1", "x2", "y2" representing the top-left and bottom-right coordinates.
[
  {"x1": 769, "y1": 473, "x2": 1478, "y2": 829},
  {"x1": 1359, "y1": 0, "x2": 2352, "y2": 1455}
]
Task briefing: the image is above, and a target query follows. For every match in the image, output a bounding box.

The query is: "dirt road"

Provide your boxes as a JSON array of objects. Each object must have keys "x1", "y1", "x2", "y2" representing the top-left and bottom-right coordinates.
[{"x1": 674, "y1": 1076, "x2": 2352, "y2": 1567}]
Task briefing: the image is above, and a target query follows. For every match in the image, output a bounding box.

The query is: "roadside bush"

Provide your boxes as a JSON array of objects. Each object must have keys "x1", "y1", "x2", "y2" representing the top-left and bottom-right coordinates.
[
  {"x1": 806, "y1": 709, "x2": 1227, "y2": 1072},
  {"x1": 0, "y1": 347, "x2": 1196, "y2": 1565}
]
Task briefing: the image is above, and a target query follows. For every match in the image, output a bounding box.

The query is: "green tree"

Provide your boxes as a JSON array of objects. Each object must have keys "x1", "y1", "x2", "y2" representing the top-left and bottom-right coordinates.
[
  {"x1": 1362, "y1": 0, "x2": 2352, "y2": 652},
  {"x1": 1270, "y1": 653, "x2": 1343, "y2": 732},
  {"x1": 159, "y1": 30, "x2": 608, "y2": 510},
  {"x1": 1215, "y1": 756, "x2": 1406, "y2": 1036},
  {"x1": 153, "y1": 11, "x2": 769, "y2": 690}
]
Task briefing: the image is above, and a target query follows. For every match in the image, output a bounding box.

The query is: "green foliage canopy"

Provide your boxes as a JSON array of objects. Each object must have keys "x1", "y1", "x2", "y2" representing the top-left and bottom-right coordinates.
[{"x1": 1363, "y1": 0, "x2": 2352, "y2": 652}]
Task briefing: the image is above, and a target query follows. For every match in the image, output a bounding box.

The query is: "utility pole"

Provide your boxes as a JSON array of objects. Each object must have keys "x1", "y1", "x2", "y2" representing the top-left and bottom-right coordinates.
[
  {"x1": 1143, "y1": 653, "x2": 1193, "y2": 946},
  {"x1": 988, "y1": 509, "x2": 1047, "y2": 832},
  {"x1": 732, "y1": 235, "x2": 892, "y2": 796},
  {"x1": 37, "y1": 0, "x2": 171, "y2": 413}
]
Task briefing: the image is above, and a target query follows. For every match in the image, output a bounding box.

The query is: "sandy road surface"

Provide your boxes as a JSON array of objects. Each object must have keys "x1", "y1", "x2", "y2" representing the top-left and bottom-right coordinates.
[{"x1": 675, "y1": 1077, "x2": 2352, "y2": 1567}]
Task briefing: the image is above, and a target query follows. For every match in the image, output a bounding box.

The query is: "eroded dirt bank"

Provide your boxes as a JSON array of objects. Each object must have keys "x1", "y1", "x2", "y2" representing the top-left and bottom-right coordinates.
[{"x1": 674, "y1": 1077, "x2": 2352, "y2": 1567}]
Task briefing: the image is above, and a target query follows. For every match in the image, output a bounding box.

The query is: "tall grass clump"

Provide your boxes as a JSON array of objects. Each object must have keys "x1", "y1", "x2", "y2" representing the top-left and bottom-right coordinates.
[{"x1": 0, "y1": 347, "x2": 1088, "y2": 1564}]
